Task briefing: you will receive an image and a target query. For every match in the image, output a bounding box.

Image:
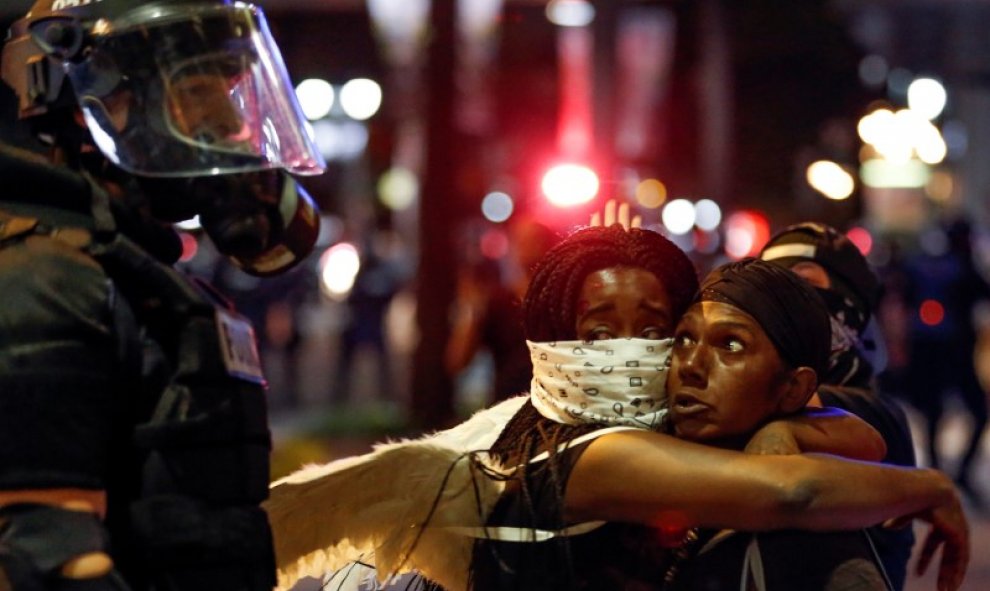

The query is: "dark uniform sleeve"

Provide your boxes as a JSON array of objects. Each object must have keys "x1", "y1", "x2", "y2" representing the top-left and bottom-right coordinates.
[
  {"x1": 0, "y1": 233, "x2": 133, "y2": 491},
  {"x1": 0, "y1": 232, "x2": 144, "y2": 589}
]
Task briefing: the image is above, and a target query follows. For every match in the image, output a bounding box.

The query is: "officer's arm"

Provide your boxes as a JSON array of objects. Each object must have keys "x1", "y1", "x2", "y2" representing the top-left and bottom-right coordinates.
[{"x1": 0, "y1": 232, "x2": 135, "y2": 589}]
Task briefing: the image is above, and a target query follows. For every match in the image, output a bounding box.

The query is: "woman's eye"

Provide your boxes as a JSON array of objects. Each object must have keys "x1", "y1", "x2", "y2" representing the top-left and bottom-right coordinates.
[
  {"x1": 588, "y1": 328, "x2": 614, "y2": 341},
  {"x1": 674, "y1": 333, "x2": 694, "y2": 348},
  {"x1": 725, "y1": 338, "x2": 744, "y2": 352},
  {"x1": 640, "y1": 327, "x2": 664, "y2": 339}
]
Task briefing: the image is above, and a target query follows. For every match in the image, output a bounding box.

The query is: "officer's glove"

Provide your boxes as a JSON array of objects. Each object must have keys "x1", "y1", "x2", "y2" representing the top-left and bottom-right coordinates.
[{"x1": 0, "y1": 504, "x2": 131, "y2": 591}]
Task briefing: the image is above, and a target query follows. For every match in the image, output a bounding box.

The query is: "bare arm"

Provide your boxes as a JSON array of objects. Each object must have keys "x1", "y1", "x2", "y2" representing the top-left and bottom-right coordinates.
[
  {"x1": 564, "y1": 430, "x2": 968, "y2": 590},
  {"x1": 565, "y1": 430, "x2": 941, "y2": 530},
  {"x1": 744, "y1": 407, "x2": 887, "y2": 461}
]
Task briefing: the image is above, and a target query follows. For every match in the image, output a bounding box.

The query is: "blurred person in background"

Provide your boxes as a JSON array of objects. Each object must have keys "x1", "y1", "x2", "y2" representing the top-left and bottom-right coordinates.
[
  {"x1": 335, "y1": 231, "x2": 405, "y2": 405},
  {"x1": 445, "y1": 216, "x2": 559, "y2": 403},
  {"x1": 900, "y1": 218, "x2": 990, "y2": 507},
  {"x1": 0, "y1": 0, "x2": 323, "y2": 588},
  {"x1": 760, "y1": 222, "x2": 917, "y2": 590}
]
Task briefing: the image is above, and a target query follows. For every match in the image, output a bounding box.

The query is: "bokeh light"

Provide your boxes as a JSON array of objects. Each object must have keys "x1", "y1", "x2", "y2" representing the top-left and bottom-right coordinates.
[
  {"x1": 480, "y1": 228, "x2": 510, "y2": 259},
  {"x1": 907, "y1": 77, "x2": 947, "y2": 121},
  {"x1": 856, "y1": 107, "x2": 947, "y2": 166},
  {"x1": 806, "y1": 160, "x2": 855, "y2": 200},
  {"x1": 694, "y1": 199, "x2": 722, "y2": 231},
  {"x1": 635, "y1": 179, "x2": 667, "y2": 209},
  {"x1": 860, "y1": 158, "x2": 930, "y2": 189},
  {"x1": 876, "y1": 110, "x2": 919, "y2": 163},
  {"x1": 546, "y1": 0, "x2": 595, "y2": 27},
  {"x1": 378, "y1": 167, "x2": 419, "y2": 210},
  {"x1": 541, "y1": 163, "x2": 599, "y2": 206},
  {"x1": 481, "y1": 191, "x2": 514, "y2": 223},
  {"x1": 914, "y1": 122, "x2": 947, "y2": 164},
  {"x1": 846, "y1": 226, "x2": 873, "y2": 256},
  {"x1": 319, "y1": 242, "x2": 361, "y2": 300},
  {"x1": 857, "y1": 108, "x2": 895, "y2": 147},
  {"x1": 340, "y1": 78, "x2": 383, "y2": 121},
  {"x1": 295, "y1": 78, "x2": 335, "y2": 120},
  {"x1": 724, "y1": 210, "x2": 770, "y2": 259},
  {"x1": 919, "y1": 299, "x2": 945, "y2": 326},
  {"x1": 661, "y1": 199, "x2": 696, "y2": 235}
]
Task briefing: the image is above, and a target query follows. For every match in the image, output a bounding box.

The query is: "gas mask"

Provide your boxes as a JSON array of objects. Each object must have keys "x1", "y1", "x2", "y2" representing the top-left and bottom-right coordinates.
[{"x1": 137, "y1": 170, "x2": 319, "y2": 276}]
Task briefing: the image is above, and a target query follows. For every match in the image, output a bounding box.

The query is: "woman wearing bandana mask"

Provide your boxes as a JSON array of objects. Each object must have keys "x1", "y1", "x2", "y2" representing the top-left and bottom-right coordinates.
[{"x1": 266, "y1": 225, "x2": 968, "y2": 591}]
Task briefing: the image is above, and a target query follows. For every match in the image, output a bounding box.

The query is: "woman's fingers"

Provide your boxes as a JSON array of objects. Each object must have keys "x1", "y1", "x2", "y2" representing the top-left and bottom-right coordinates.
[
  {"x1": 604, "y1": 199, "x2": 616, "y2": 227},
  {"x1": 589, "y1": 200, "x2": 639, "y2": 231},
  {"x1": 617, "y1": 202, "x2": 630, "y2": 229}
]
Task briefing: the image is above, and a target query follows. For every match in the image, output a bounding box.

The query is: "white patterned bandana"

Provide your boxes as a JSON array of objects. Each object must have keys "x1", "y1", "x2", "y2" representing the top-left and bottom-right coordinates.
[{"x1": 528, "y1": 338, "x2": 672, "y2": 430}]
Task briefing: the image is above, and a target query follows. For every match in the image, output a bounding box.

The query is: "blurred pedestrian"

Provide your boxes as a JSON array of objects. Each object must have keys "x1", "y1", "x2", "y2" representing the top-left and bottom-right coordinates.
[
  {"x1": 335, "y1": 232, "x2": 404, "y2": 405},
  {"x1": 445, "y1": 217, "x2": 558, "y2": 403},
  {"x1": 901, "y1": 218, "x2": 990, "y2": 505}
]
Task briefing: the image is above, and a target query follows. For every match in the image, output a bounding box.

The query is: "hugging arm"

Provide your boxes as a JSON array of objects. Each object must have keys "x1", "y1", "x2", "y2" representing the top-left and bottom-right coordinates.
[
  {"x1": 744, "y1": 407, "x2": 887, "y2": 461},
  {"x1": 564, "y1": 430, "x2": 968, "y2": 590}
]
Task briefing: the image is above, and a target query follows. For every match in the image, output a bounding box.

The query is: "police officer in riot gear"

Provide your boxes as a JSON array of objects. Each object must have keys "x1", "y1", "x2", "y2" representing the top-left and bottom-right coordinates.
[{"x1": 0, "y1": 0, "x2": 323, "y2": 588}]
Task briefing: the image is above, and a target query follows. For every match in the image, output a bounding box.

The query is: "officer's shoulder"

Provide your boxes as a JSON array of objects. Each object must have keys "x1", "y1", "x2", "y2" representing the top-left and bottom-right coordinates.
[{"x1": 0, "y1": 220, "x2": 106, "y2": 285}]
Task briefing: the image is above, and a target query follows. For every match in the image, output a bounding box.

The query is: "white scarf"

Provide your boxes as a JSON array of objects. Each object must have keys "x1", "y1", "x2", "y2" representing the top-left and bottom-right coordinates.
[{"x1": 527, "y1": 338, "x2": 672, "y2": 430}]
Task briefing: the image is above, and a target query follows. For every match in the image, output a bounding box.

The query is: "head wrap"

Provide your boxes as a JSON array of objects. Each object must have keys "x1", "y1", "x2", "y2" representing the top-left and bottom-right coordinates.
[
  {"x1": 760, "y1": 222, "x2": 879, "y2": 332},
  {"x1": 698, "y1": 258, "x2": 831, "y2": 379}
]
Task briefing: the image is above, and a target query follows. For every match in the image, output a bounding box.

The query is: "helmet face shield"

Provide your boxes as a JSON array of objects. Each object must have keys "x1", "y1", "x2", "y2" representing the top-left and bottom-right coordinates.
[{"x1": 66, "y1": 3, "x2": 325, "y2": 177}]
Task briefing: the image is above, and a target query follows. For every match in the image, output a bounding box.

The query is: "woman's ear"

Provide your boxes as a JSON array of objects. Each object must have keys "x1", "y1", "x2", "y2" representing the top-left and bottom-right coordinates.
[{"x1": 778, "y1": 367, "x2": 818, "y2": 414}]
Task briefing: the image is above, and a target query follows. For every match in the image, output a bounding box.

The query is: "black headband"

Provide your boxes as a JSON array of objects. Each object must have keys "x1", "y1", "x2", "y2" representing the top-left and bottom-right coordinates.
[{"x1": 699, "y1": 258, "x2": 831, "y2": 378}]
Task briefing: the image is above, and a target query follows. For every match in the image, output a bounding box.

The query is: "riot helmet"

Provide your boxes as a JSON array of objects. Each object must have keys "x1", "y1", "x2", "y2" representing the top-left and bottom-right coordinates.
[
  {"x1": 2, "y1": 0, "x2": 325, "y2": 177},
  {"x1": 2, "y1": 0, "x2": 325, "y2": 276}
]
